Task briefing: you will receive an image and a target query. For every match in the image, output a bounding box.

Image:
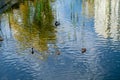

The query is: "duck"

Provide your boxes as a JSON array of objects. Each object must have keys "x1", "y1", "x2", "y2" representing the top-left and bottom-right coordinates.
[
  {"x1": 55, "y1": 21, "x2": 60, "y2": 26},
  {"x1": 31, "y1": 48, "x2": 34, "y2": 54},
  {"x1": 56, "y1": 49, "x2": 60, "y2": 55},
  {"x1": 0, "y1": 37, "x2": 3, "y2": 41},
  {"x1": 81, "y1": 48, "x2": 86, "y2": 53}
]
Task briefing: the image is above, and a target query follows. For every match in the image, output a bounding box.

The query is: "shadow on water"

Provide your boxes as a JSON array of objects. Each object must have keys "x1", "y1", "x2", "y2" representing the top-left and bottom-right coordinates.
[{"x1": 0, "y1": 0, "x2": 120, "y2": 80}]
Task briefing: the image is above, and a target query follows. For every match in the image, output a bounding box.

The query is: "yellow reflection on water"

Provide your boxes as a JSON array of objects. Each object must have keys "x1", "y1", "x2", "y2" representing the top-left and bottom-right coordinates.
[
  {"x1": 82, "y1": 0, "x2": 94, "y2": 18},
  {"x1": 9, "y1": 0, "x2": 56, "y2": 53}
]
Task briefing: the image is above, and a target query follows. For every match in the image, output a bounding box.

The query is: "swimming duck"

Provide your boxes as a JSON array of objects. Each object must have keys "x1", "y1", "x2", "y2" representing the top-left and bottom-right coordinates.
[
  {"x1": 56, "y1": 49, "x2": 60, "y2": 55},
  {"x1": 31, "y1": 48, "x2": 34, "y2": 54},
  {"x1": 0, "y1": 37, "x2": 3, "y2": 41},
  {"x1": 81, "y1": 48, "x2": 86, "y2": 53},
  {"x1": 55, "y1": 21, "x2": 60, "y2": 26}
]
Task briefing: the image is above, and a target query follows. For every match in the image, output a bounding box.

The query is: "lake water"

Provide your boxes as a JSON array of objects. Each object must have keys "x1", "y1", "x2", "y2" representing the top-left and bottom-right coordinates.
[{"x1": 0, "y1": 0, "x2": 120, "y2": 80}]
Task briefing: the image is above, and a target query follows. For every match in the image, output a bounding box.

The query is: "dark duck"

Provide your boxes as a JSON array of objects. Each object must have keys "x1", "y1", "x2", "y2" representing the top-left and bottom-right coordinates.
[
  {"x1": 55, "y1": 21, "x2": 60, "y2": 26},
  {"x1": 31, "y1": 48, "x2": 34, "y2": 54},
  {"x1": 0, "y1": 36, "x2": 3, "y2": 41},
  {"x1": 81, "y1": 48, "x2": 86, "y2": 53}
]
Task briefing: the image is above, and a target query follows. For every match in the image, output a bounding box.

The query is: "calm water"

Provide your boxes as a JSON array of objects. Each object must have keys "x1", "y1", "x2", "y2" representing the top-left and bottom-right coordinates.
[{"x1": 0, "y1": 0, "x2": 120, "y2": 80}]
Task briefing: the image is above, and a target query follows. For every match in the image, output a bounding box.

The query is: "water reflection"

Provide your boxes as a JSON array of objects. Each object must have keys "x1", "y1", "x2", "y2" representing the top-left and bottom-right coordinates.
[
  {"x1": 0, "y1": 0, "x2": 120, "y2": 80},
  {"x1": 95, "y1": 0, "x2": 120, "y2": 41},
  {"x1": 82, "y1": 0, "x2": 94, "y2": 18},
  {"x1": 15, "y1": 0, "x2": 56, "y2": 59},
  {"x1": 0, "y1": 0, "x2": 56, "y2": 60}
]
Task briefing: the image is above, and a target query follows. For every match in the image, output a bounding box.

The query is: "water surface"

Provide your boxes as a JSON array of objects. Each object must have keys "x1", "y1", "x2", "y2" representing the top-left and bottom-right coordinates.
[{"x1": 0, "y1": 0, "x2": 120, "y2": 80}]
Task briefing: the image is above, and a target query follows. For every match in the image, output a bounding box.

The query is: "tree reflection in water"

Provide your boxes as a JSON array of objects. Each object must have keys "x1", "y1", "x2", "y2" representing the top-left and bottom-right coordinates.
[
  {"x1": 7, "y1": 0, "x2": 57, "y2": 60},
  {"x1": 94, "y1": 0, "x2": 120, "y2": 41}
]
